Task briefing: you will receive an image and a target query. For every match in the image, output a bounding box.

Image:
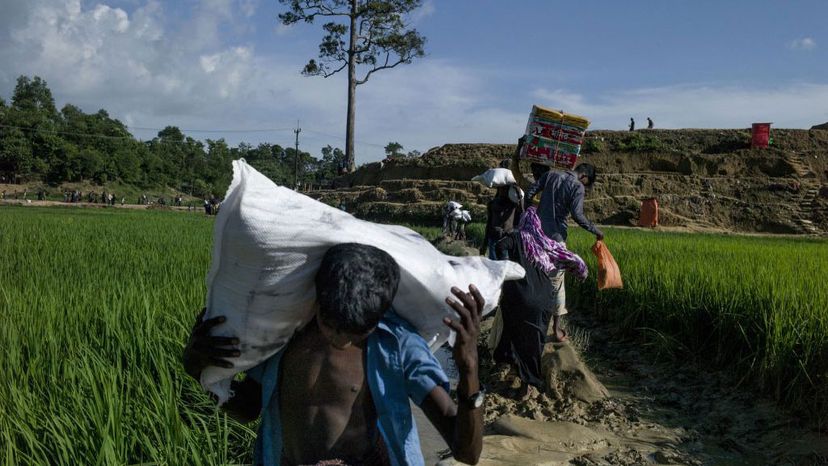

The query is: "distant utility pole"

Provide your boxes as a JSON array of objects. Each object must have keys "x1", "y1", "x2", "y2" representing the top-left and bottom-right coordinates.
[{"x1": 293, "y1": 124, "x2": 301, "y2": 190}]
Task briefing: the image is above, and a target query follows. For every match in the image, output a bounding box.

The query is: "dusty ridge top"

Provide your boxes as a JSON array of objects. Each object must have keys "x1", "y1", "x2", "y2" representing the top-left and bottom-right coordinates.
[{"x1": 319, "y1": 129, "x2": 828, "y2": 235}]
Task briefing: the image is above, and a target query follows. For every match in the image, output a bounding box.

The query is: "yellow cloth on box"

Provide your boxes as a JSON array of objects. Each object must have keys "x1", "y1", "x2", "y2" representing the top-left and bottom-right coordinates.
[{"x1": 531, "y1": 105, "x2": 590, "y2": 129}]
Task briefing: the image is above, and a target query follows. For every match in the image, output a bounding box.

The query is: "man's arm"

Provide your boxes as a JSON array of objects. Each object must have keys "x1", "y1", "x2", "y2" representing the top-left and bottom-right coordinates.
[
  {"x1": 524, "y1": 170, "x2": 549, "y2": 209},
  {"x1": 420, "y1": 286, "x2": 485, "y2": 465},
  {"x1": 569, "y1": 184, "x2": 604, "y2": 240},
  {"x1": 182, "y1": 310, "x2": 262, "y2": 423}
]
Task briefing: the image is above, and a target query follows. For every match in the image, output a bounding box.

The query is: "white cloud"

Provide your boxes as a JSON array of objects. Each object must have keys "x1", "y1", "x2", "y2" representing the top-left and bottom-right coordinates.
[
  {"x1": 789, "y1": 37, "x2": 816, "y2": 50},
  {"x1": 4, "y1": 1, "x2": 826, "y2": 166},
  {"x1": 412, "y1": 0, "x2": 435, "y2": 23},
  {"x1": 532, "y1": 83, "x2": 828, "y2": 130},
  {"x1": 239, "y1": 0, "x2": 259, "y2": 18}
]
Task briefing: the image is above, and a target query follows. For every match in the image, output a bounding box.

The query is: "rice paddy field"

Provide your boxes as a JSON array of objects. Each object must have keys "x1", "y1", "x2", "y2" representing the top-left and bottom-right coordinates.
[{"x1": 1, "y1": 206, "x2": 826, "y2": 464}]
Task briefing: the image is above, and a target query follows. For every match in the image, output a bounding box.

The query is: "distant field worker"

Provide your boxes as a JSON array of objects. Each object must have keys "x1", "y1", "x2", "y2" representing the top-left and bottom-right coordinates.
[
  {"x1": 480, "y1": 186, "x2": 522, "y2": 259},
  {"x1": 455, "y1": 210, "x2": 472, "y2": 241},
  {"x1": 647, "y1": 117, "x2": 654, "y2": 129},
  {"x1": 524, "y1": 163, "x2": 604, "y2": 342},
  {"x1": 629, "y1": 118, "x2": 635, "y2": 131},
  {"x1": 443, "y1": 201, "x2": 463, "y2": 237}
]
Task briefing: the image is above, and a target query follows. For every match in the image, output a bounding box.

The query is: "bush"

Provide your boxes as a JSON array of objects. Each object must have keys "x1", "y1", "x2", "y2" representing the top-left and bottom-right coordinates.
[
  {"x1": 614, "y1": 133, "x2": 665, "y2": 152},
  {"x1": 582, "y1": 138, "x2": 607, "y2": 154}
]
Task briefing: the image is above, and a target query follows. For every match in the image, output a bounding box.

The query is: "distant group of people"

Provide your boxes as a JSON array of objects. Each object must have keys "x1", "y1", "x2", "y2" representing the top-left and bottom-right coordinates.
[
  {"x1": 63, "y1": 190, "x2": 121, "y2": 205},
  {"x1": 0, "y1": 189, "x2": 48, "y2": 200},
  {"x1": 203, "y1": 197, "x2": 221, "y2": 215},
  {"x1": 442, "y1": 201, "x2": 472, "y2": 240},
  {"x1": 629, "y1": 117, "x2": 654, "y2": 131}
]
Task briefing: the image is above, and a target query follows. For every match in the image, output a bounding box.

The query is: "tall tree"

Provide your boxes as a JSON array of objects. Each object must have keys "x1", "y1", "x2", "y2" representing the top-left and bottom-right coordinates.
[{"x1": 278, "y1": 0, "x2": 426, "y2": 172}]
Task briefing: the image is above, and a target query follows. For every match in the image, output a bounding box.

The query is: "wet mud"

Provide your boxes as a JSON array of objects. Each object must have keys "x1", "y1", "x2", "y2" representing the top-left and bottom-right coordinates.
[{"x1": 434, "y1": 309, "x2": 828, "y2": 465}]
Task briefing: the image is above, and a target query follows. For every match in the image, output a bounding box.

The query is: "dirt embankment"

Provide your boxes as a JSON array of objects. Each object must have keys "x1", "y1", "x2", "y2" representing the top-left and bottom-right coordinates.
[{"x1": 313, "y1": 129, "x2": 828, "y2": 234}]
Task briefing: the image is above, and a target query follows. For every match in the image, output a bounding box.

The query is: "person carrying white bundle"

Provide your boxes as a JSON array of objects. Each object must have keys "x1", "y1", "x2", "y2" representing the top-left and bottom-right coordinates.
[
  {"x1": 180, "y1": 160, "x2": 524, "y2": 465},
  {"x1": 443, "y1": 200, "x2": 462, "y2": 236},
  {"x1": 184, "y1": 244, "x2": 486, "y2": 465},
  {"x1": 472, "y1": 168, "x2": 517, "y2": 188},
  {"x1": 455, "y1": 209, "x2": 472, "y2": 240}
]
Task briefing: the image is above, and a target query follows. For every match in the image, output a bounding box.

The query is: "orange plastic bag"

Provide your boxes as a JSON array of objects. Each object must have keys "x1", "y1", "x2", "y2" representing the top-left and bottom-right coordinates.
[
  {"x1": 638, "y1": 198, "x2": 659, "y2": 227},
  {"x1": 591, "y1": 241, "x2": 623, "y2": 290}
]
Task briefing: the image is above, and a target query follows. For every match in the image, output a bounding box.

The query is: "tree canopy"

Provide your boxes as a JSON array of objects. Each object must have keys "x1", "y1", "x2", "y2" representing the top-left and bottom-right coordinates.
[
  {"x1": 278, "y1": 0, "x2": 426, "y2": 171},
  {"x1": 0, "y1": 75, "x2": 346, "y2": 197}
]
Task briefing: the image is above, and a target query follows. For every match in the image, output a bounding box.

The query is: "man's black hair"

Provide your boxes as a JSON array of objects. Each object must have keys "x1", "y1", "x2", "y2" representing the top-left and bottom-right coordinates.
[
  {"x1": 530, "y1": 163, "x2": 550, "y2": 181},
  {"x1": 315, "y1": 243, "x2": 400, "y2": 334},
  {"x1": 574, "y1": 163, "x2": 597, "y2": 186}
]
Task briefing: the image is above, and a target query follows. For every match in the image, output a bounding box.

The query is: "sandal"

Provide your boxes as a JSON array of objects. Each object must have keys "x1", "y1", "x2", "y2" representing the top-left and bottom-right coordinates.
[{"x1": 550, "y1": 328, "x2": 569, "y2": 343}]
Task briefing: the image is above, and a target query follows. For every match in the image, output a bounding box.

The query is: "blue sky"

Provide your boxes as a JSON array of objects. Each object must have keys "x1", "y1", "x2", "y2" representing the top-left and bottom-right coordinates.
[{"x1": 1, "y1": 0, "x2": 826, "y2": 163}]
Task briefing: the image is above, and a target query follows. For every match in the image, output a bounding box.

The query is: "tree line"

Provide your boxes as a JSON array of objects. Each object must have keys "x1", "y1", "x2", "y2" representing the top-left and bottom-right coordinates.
[{"x1": 0, "y1": 75, "x2": 348, "y2": 198}]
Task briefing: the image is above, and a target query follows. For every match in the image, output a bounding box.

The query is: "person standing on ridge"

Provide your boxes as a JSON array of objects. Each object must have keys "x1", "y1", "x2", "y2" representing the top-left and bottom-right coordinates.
[
  {"x1": 647, "y1": 117, "x2": 654, "y2": 129},
  {"x1": 629, "y1": 118, "x2": 635, "y2": 131}
]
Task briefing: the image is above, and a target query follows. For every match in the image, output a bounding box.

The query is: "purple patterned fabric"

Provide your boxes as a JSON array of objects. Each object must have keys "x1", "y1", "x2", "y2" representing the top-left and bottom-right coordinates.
[{"x1": 518, "y1": 207, "x2": 588, "y2": 280}]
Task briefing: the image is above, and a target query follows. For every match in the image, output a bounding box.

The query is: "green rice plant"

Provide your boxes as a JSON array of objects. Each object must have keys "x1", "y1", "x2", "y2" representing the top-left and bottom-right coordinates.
[
  {"x1": 0, "y1": 206, "x2": 254, "y2": 465},
  {"x1": 1, "y1": 206, "x2": 826, "y2": 466},
  {"x1": 563, "y1": 227, "x2": 828, "y2": 422}
]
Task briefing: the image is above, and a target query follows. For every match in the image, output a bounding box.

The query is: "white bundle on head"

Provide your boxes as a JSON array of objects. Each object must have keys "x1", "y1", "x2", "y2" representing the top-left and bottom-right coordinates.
[
  {"x1": 201, "y1": 160, "x2": 525, "y2": 403},
  {"x1": 472, "y1": 168, "x2": 517, "y2": 188}
]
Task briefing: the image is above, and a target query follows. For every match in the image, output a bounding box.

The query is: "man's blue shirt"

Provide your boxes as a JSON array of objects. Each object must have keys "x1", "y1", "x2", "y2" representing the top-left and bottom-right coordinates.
[
  {"x1": 246, "y1": 311, "x2": 450, "y2": 466},
  {"x1": 525, "y1": 170, "x2": 603, "y2": 241}
]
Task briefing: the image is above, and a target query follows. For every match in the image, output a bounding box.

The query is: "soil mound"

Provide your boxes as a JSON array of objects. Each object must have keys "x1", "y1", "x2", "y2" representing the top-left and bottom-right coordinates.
[
  {"x1": 313, "y1": 129, "x2": 828, "y2": 235},
  {"x1": 542, "y1": 343, "x2": 609, "y2": 403}
]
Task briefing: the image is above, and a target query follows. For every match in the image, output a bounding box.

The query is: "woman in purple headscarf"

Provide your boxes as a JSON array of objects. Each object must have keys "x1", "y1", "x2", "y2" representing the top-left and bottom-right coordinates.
[{"x1": 492, "y1": 207, "x2": 587, "y2": 390}]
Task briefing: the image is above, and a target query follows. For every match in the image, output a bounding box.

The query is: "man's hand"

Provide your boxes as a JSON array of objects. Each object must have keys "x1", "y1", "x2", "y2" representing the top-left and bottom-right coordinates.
[
  {"x1": 183, "y1": 308, "x2": 240, "y2": 380},
  {"x1": 443, "y1": 285, "x2": 485, "y2": 373}
]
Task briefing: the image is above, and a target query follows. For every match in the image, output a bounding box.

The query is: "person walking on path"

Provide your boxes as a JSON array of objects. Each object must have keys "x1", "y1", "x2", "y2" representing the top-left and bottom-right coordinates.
[
  {"x1": 182, "y1": 243, "x2": 485, "y2": 466},
  {"x1": 480, "y1": 186, "x2": 522, "y2": 260},
  {"x1": 524, "y1": 163, "x2": 604, "y2": 342},
  {"x1": 494, "y1": 207, "x2": 587, "y2": 389}
]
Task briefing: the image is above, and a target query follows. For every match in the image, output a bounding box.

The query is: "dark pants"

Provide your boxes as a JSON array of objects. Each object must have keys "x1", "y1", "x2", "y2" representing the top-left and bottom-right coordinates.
[{"x1": 493, "y1": 303, "x2": 552, "y2": 388}]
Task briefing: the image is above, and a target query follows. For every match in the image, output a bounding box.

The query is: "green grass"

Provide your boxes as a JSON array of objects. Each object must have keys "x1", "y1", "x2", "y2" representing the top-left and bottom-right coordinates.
[
  {"x1": 0, "y1": 206, "x2": 255, "y2": 465},
  {"x1": 1, "y1": 207, "x2": 826, "y2": 465},
  {"x1": 564, "y1": 227, "x2": 828, "y2": 422}
]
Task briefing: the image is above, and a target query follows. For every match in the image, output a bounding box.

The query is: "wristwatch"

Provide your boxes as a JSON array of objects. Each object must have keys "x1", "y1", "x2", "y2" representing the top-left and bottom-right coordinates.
[{"x1": 461, "y1": 387, "x2": 486, "y2": 409}]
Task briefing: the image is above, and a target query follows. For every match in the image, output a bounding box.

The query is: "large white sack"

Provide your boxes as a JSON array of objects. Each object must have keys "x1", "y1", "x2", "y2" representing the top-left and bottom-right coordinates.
[
  {"x1": 202, "y1": 160, "x2": 525, "y2": 403},
  {"x1": 472, "y1": 168, "x2": 517, "y2": 188}
]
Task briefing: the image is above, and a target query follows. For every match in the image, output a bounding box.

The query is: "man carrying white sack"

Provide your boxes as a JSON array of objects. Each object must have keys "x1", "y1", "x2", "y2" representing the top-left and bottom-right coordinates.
[
  {"x1": 183, "y1": 243, "x2": 485, "y2": 466},
  {"x1": 442, "y1": 201, "x2": 462, "y2": 237}
]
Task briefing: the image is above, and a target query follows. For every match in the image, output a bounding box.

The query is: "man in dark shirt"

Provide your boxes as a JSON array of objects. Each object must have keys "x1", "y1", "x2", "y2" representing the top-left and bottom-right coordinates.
[
  {"x1": 480, "y1": 186, "x2": 522, "y2": 259},
  {"x1": 524, "y1": 163, "x2": 604, "y2": 342}
]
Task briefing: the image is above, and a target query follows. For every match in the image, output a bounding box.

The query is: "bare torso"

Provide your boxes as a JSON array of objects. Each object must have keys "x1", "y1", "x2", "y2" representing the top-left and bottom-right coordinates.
[{"x1": 279, "y1": 320, "x2": 378, "y2": 464}]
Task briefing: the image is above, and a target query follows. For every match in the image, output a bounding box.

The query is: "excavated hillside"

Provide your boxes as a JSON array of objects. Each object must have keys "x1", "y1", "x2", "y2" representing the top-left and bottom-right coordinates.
[{"x1": 311, "y1": 129, "x2": 828, "y2": 234}]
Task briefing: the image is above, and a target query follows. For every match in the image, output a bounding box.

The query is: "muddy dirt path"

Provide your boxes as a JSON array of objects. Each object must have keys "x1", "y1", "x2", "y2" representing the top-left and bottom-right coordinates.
[{"x1": 432, "y1": 309, "x2": 828, "y2": 465}]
